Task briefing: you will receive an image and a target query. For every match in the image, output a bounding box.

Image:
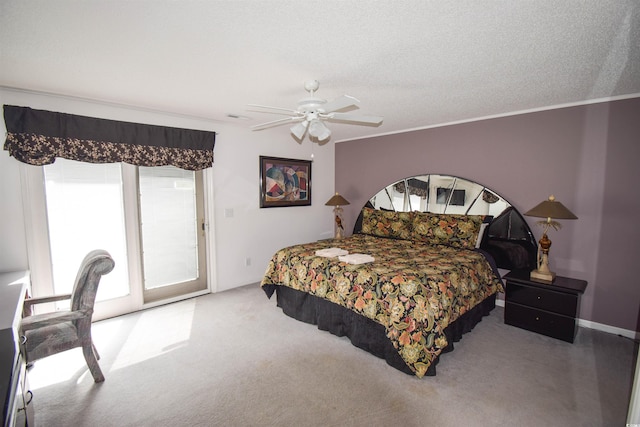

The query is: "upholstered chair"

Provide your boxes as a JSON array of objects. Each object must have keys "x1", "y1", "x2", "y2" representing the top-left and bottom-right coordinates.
[{"x1": 20, "y1": 250, "x2": 115, "y2": 383}]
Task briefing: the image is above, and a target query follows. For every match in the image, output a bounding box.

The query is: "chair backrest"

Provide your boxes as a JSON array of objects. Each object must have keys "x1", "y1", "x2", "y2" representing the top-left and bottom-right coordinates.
[{"x1": 70, "y1": 250, "x2": 115, "y2": 314}]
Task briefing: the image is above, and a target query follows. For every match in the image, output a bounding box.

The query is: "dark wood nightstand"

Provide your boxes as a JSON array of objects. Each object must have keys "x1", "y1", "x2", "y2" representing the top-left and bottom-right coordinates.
[{"x1": 503, "y1": 270, "x2": 587, "y2": 343}]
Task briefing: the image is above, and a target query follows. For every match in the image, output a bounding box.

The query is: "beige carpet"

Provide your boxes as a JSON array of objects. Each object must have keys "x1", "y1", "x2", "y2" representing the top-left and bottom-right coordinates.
[{"x1": 27, "y1": 284, "x2": 637, "y2": 427}]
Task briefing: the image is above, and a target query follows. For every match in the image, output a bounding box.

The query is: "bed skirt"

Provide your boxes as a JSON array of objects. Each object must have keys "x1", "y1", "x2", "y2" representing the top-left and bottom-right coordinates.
[{"x1": 266, "y1": 285, "x2": 497, "y2": 376}]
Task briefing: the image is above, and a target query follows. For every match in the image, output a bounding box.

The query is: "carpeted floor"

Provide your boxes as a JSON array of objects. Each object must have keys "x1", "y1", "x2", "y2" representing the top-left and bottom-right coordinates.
[{"x1": 27, "y1": 284, "x2": 637, "y2": 427}]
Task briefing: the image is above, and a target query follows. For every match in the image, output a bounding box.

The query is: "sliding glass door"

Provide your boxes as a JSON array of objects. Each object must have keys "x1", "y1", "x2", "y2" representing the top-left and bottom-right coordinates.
[
  {"x1": 44, "y1": 160, "x2": 130, "y2": 303},
  {"x1": 138, "y1": 166, "x2": 207, "y2": 303},
  {"x1": 33, "y1": 159, "x2": 209, "y2": 319}
]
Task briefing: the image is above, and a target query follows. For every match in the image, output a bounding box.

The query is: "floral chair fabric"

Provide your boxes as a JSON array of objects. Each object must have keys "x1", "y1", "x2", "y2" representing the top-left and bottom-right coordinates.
[{"x1": 20, "y1": 250, "x2": 115, "y2": 383}]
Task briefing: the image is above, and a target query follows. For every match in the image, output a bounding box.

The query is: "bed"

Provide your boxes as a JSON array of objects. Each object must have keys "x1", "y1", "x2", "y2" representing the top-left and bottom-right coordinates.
[{"x1": 261, "y1": 174, "x2": 537, "y2": 378}]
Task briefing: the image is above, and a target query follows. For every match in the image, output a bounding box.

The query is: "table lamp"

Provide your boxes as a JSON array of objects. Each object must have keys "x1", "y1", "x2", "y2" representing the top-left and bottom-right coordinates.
[
  {"x1": 524, "y1": 195, "x2": 577, "y2": 283},
  {"x1": 325, "y1": 193, "x2": 350, "y2": 239}
]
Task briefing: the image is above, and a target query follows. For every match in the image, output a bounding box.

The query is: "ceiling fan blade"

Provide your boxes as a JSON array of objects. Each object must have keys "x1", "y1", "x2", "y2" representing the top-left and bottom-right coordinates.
[
  {"x1": 320, "y1": 95, "x2": 360, "y2": 113},
  {"x1": 247, "y1": 104, "x2": 299, "y2": 115},
  {"x1": 326, "y1": 112, "x2": 383, "y2": 125},
  {"x1": 251, "y1": 116, "x2": 302, "y2": 131}
]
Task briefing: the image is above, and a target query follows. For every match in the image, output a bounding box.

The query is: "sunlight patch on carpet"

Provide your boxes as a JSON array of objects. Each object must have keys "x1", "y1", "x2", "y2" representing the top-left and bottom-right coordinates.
[
  {"x1": 111, "y1": 299, "x2": 196, "y2": 371},
  {"x1": 27, "y1": 350, "x2": 92, "y2": 390}
]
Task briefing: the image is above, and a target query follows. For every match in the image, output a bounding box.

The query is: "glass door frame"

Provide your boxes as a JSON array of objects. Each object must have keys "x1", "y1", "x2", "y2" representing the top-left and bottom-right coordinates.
[{"x1": 19, "y1": 162, "x2": 216, "y2": 321}]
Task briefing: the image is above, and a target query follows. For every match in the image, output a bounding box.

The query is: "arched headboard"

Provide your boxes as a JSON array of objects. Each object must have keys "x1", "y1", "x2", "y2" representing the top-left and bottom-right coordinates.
[{"x1": 352, "y1": 174, "x2": 537, "y2": 270}]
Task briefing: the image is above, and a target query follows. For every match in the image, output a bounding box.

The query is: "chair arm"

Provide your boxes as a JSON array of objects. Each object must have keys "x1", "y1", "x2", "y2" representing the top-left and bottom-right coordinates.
[
  {"x1": 25, "y1": 293, "x2": 72, "y2": 305},
  {"x1": 20, "y1": 310, "x2": 87, "y2": 331},
  {"x1": 23, "y1": 293, "x2": 72, "y2": 317}
]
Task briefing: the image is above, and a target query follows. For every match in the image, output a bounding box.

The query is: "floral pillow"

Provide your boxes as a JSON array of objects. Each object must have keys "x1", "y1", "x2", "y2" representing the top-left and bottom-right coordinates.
[
  {"x1": 359, "y1": 207, "x2": 413, "y2": 240},
  {"x1": 411, "y1": 212, "x2": 484, "y2": 249}
]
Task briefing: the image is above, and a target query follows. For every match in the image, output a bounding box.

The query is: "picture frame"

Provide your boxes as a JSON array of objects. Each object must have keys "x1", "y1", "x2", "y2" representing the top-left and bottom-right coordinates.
[
  {"x1": 436, "y1": 187, "x2": 466, "y2": 206},
  {"x1": 259, "y1": 156, "x2": 312, "y2": 208}
]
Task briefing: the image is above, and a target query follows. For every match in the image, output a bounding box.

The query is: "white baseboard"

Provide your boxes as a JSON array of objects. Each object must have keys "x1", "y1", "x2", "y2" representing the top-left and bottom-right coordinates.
[
  {"x1": 495, "y1": 297, "x2": 639, "y2": 339},
  {"x1": 578, "y1": 318, "x2": 639, "y2": 340}
]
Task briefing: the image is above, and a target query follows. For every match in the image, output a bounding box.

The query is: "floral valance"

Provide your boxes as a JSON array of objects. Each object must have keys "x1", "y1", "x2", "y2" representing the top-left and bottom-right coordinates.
[
  {"x1": 394, "y1": 178, "x2": 429, "y2": 199},
  {"x1": 3, "y1": 105, "x2": 216, "y2": 171}
]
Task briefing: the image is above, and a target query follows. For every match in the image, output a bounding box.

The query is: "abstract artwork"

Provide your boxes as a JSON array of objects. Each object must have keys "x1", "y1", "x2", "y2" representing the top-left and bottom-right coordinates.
[{"x1": 259, "y1": 156, "x2": 311, "y2": 208}]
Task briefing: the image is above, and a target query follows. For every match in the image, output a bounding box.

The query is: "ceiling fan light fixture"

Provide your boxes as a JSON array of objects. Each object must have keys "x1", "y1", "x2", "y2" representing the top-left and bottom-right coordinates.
[
  {"x1": 290, "y1": 121, "x2": 308, "y2": 140},
  {"x1": 308, "y1": 119, "x2": 331, "y2": 141},
  {"x1": 249, "y1": 80, "x2": 382, "y2": 142}
]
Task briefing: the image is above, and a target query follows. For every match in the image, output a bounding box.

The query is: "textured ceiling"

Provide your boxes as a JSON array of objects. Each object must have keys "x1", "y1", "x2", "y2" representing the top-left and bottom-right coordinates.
[{"x1": 1, "y1": 1, "x2": 639, "y2": 142}]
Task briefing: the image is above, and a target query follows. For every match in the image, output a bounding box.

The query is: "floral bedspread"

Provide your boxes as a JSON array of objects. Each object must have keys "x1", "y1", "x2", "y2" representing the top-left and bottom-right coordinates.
[{"x1": 260, "y1": 234, "x2": 503, "y2": 378}]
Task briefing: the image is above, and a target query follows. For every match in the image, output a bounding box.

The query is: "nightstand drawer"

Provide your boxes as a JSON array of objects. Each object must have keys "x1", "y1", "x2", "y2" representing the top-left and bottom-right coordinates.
[
  {"x1": 504, "y1": 302, "x2": 577, "y2": 343},
  {"x1": 505, "y1": 282, "x2": 578, "y2": 317}
]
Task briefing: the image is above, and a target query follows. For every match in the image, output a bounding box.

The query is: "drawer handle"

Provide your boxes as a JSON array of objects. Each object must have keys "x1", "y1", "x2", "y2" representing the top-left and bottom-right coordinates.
[
  {"x1": 537, "y1": 296, "x2": 541, "y2": 300},
  {"x1": 535, "y1": 317, "x2": 540, "y2": 321}
]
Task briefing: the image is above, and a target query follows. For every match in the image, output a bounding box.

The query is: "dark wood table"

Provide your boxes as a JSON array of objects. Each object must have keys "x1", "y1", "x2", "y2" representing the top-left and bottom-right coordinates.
[
  {"x1": 503, "y1": 269, "x2": 588, "y2": 343},
  {"x1": 1, "y1": 271, "x2": 34, "y2": 426}
]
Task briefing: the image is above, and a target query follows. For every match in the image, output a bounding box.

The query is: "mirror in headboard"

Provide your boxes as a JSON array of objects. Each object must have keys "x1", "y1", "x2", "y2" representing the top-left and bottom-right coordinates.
[{"x1": 353, "y1": 174, "x2": 537, "y2": 271}]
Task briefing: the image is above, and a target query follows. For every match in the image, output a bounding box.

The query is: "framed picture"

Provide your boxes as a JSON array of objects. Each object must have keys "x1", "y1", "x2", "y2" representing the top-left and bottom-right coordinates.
[
  {"x1": 436, "y1": 187, "x2": 466, "y2": 206},
  {"x1": 260, "y1": 156, "x2": 312, "y2": 208}
]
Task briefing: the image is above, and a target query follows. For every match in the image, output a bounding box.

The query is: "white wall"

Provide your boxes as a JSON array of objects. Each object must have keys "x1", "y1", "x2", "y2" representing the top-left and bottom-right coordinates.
[{"x1": 0, "y1": 88, "x2": 335, "y2": 292}]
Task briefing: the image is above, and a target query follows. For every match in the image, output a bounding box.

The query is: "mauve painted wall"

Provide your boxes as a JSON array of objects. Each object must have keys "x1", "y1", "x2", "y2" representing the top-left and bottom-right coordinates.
[{"x1": 336, "y1": 97, "x2": 640, "y2": 332}]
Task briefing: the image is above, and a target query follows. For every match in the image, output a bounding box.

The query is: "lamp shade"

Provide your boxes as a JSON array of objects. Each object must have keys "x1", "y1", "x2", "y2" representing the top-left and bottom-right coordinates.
[
  {"x1": 325, "y1": 192, "x2": 350, "y2": 206},
  {"x1": 524, "y1": 195, "x2": 577, "y2": 219},
  {"x1": 308, "y1": 120, "x2": 331, "y2": 141},
  {"x1": 290, "y1": 121, "x2": 308, "y2": 140}
]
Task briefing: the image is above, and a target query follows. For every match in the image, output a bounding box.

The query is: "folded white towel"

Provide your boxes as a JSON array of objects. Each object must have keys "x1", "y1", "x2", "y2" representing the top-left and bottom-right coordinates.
[
  {"x1": 315, "y1": 247, "x2": 349, "y2": 257},
  {"x1": 338, "y1": 253, "x2": 375, "y2": 265}
]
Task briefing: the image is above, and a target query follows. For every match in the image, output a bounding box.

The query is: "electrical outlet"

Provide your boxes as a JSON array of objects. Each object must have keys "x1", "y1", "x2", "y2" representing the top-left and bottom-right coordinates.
[{"x1": 244, "y1": 257, "x2": 251, "y2": 267}]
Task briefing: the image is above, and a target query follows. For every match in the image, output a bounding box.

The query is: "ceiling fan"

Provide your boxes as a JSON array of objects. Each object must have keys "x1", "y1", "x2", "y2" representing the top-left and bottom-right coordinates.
[{"x1": 248, "y1": 80, "x2": 383, "y2": 142}]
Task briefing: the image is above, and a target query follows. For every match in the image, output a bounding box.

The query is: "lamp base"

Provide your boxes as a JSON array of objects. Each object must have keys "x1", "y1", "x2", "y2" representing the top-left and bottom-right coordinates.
[{"x1": 530, "y1": 269, "x2": 555, "y2": 284}]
